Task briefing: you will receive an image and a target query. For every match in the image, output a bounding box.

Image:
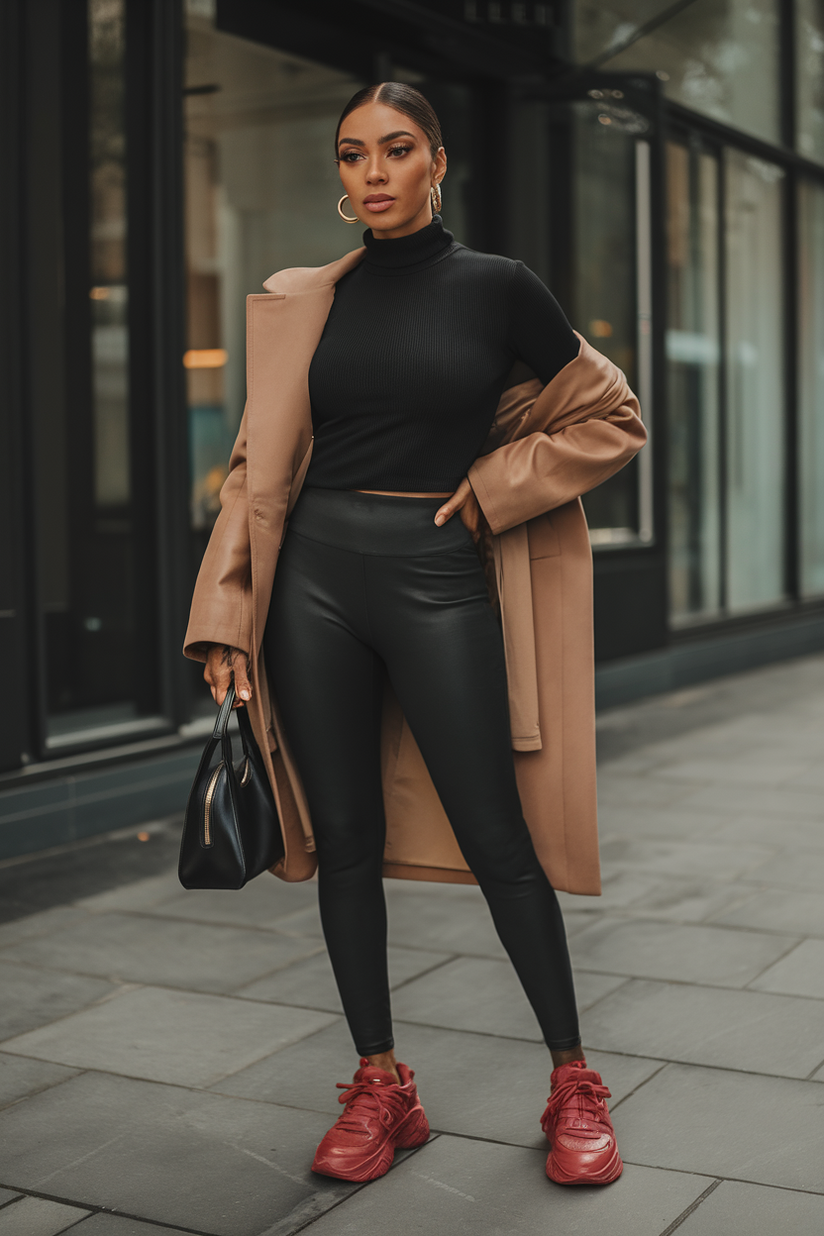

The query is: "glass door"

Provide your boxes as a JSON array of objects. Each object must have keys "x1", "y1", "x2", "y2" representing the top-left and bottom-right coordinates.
[
  {"x1": 567, "y1": 94, "x2": 655, "y2": 548},
  {"x1": 665, "y1": 132, "x2": 787, "y2": 625},
  {"x1": 183, "y1": 9, "x2": 365, "y2": 565}
]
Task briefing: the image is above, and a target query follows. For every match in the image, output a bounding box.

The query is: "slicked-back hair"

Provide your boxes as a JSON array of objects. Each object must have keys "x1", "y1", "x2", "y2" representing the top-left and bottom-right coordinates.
[{"x1": 335, "y1": 82, "x2": 443, "y2": 158}]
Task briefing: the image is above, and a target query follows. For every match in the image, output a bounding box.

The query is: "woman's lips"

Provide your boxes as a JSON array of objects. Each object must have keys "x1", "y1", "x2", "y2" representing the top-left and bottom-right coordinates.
[{"x1": 363, "y1": 196, "x2": 395, "y2": 213}]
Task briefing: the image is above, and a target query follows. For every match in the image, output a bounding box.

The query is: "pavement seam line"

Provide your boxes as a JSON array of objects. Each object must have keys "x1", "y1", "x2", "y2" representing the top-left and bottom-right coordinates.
[
  {"x1": 657, "y1": 1178, "x2": 723, "y2": 1236},
  {"x1": 0, "y1": 1184, "x2": 217, "y2": 1236}
]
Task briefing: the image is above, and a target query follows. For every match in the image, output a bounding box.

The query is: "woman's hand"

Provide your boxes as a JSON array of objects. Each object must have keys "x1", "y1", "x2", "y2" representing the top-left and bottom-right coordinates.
[
  {"x1": 434, "y1": 477, "x2": 489, "y2": 543},
  {"x1": 204, "y1": 644, "x2": 252, "y2": 707}
]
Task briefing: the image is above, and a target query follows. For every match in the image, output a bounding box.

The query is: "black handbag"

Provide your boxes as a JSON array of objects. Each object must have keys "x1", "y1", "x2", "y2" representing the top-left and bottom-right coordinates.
[{"x1": 179, "y1": 684, "x2": 285, "y2": 889}]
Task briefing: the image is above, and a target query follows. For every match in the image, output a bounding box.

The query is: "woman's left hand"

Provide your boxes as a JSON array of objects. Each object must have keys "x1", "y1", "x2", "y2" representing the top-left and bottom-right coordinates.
[{"x1": 434, "y1": 477, "x2": 489, "y2": 543}]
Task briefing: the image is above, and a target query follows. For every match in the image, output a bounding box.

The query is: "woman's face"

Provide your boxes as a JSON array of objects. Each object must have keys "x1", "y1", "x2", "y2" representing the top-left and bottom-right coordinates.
[{"x1": 336, "y1": 101, "x2": 446, "y2": 240}]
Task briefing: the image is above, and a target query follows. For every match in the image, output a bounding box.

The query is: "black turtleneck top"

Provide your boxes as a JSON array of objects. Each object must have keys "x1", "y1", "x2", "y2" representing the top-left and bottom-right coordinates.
[{"x1": 304, "y1": 215, "x2": 579, "y2": 492}]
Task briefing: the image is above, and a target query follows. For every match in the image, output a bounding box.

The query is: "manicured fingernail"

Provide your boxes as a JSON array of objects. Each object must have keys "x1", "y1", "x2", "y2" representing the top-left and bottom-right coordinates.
[
  {"x1": 434, "y1": 515, "x2": 444, "y2": 526},
  {"x1": 241, "y1": 689, "x2": 251, "y2": 701}
]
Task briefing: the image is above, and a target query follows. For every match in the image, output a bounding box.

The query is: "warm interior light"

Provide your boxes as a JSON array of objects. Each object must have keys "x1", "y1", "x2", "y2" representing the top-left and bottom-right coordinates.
[
  {"x1": 89, "y1": 286, "x2": 110, "y2": 300},
  {"x1": 590, "y1": 319, "x2": 613, "y2": 337},
  {"x1": 137, "y1": 831, "x2": 150, "y2": 842},
  {"x1": 183, "y1": 348, "x2": 228, "y2": 369}
]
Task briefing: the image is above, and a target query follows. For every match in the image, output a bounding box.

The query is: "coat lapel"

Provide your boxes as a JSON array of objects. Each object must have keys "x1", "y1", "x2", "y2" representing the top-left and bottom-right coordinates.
[{"x1": 246, "y1": 246, "x2": 365, "y2": 651}]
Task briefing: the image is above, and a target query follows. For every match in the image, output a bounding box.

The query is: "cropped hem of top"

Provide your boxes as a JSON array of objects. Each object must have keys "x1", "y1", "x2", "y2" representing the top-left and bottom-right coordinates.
[{"x1": 304, "y1": 214, "x2": 579, "y2": 494}]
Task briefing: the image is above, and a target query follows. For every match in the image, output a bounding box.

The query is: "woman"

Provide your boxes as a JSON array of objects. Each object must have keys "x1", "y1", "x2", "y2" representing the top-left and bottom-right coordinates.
[{"x1": 184, "y1": 82, "x2": 645, "y2": 1188}]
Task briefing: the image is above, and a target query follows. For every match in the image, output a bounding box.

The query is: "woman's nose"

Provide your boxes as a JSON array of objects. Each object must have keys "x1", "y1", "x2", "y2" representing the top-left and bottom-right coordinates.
[{"x1": 365, "y1": 162, "x2": 387, "y2": 183}]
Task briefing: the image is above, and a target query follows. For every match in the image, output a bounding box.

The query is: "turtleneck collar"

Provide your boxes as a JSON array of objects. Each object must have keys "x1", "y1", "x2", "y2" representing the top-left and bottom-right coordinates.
[{"x1": 362, "y1": 214, "x2": 454, "y2": 274}]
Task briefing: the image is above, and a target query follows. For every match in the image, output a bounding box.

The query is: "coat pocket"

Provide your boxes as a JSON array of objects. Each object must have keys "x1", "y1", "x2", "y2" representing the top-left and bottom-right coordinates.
[{"x1": 527, "y1": 513, "x2": 561, "y2": 559}]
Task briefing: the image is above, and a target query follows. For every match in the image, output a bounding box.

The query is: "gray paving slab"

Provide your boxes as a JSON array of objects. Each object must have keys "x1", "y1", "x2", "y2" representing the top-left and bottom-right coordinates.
[
  {"x1": 569, "y1": 917, "x2": 797, "y2": 987},
  {"x1": 748, "y1": 939, "x2": 824, "y2": 998},
  {"x1": 790, "y1": 762, "x2": 824, "y2": 790},
  {"x1": 582, "y1": 979, "x2": 824, "y2": 1078},
  {"x1": 295, "y1": 1134, "x2": 708, "y2": 1236},
  {"x1": 0, "y1": 1070, "x2": 360, "y2": 1236},
  {"x1": 711, "y1": 813, "x2": 824, "y2": 848},
  {"x1": 69, "y1": 1217, "x2": 187, "y2": 1236},
  {"x1": 0, "y1": 1054, "x2": 79, "y2": 1111},
  {"x1": 596, "y1": 774, "x2": 695, "y2": 808},
  {"x1": 0, "y1": 1196, "x2": 90, "y2": 1234},
  {"x1": 0, "y1": 960, "x2": 116, "y2": 1042},
  {"x1": 616, "y1": 1063, "x2": 824, "y2": 1192},
  {"x1": 0, "y1": 908, "x2": 90, "y2": 949},
  {"x1": 556, "y1": 873, "x2": 661, "y2": 914},
  {"x1": 388, "y1": 956, "x2": 627, "y2": 1042},
  {"x1": 742, "y1": 847, "x2": 824, "y2": 891},
  {"x1": 712, "y1": 888, "x2": 824, "y2": 936},
  {"x1": 595, "y1": 804, "x2": 734, "y2": 842},
  {"x1": 142, "y1": 878, "x2": 319, "y2": 930},
  {"x1": 211, "y1": 1015, "x2": 662, "y2": 1148},
  {"x1": 598, "y1": 837, "x2": 772, "y2": 882},
  {"x1": 237, "y1": 945, "x2": 451, "y2": 1013},
  {"x1": 1, "y1": 912, "x2": 324, "y2": 996},
  {"x1": 649, "y1": 757, "x2": 814, "y2": 786},
  {"x1": 385, "y1": 888, "x2": 509, "y2": 959},
  {"x1": 1, "y1": 985, "x2": 338, "y2": 1088},
  {"x1": 0, "y1": 1192, "x2": 21, "y2": 1209},
  {"x1": 676, "y1": 1178, "x2": 824, "y2": 1234},
  {"x1": 612, "y1": 879, "x2": 758, "y2": 923},
  {"x1": 677, "y1": 783, "x2": 824, "y2": 821},
  {"x1": 73, "y1": 872, "x2": 189, "y2": 913}
]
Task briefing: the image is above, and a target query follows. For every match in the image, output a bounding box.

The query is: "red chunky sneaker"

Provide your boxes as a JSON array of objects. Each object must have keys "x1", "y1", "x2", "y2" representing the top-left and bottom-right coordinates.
[
  {"x1": 541, "y1": 1059, "x2": 623, "y2": 1185},
  {"x1": 311, "y1": 1059, "x2": 430, "y2": 1182}
]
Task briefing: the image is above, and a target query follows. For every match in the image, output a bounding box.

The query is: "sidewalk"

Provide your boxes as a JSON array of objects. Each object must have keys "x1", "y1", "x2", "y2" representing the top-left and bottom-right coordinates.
[{"x1": 1, "y1": 653, "x2": 824, "y2": 1235}]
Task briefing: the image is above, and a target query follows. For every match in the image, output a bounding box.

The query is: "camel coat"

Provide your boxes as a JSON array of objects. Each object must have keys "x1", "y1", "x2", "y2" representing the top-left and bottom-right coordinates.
[{"x1": 183, "y1": 245, "x2": 647, "y2": 895}]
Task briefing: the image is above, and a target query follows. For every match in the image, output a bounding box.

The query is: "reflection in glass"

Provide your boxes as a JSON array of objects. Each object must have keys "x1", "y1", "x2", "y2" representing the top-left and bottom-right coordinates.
[
  {"x1": 797, "y1": 0, "x2": 824, "y2": 164},
  {"x1": 38, "y1": 0, "x2": 159, "y2": 746},
  {"x1": 724, "y1": 150, "x2": 785, "y2": 612},
  {"x1": 666, "y1": 142, "x2": 721, "y2": 624},
  {"x1": 570, "y1": 100, "x2": 643, "y2": 543},
  {"x1": 591, "y1": 0, "x2": 781, "y2": 146},
  {"x1": 184, "y1": 12, "x2": 364, "y2": 544},
  {"x1": 799, "y1": 179, "x2": 824, "y2": 595}
]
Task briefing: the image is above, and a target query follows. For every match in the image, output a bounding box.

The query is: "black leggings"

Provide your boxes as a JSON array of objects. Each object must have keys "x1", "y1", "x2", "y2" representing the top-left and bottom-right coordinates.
[{"x1": 264, "y1": 487, "x2": 580, "y2": 1057}]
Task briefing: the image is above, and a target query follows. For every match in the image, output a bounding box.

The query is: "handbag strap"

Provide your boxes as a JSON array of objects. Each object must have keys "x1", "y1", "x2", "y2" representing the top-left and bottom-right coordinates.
[{"x1": 213, "y1": 683, "x2": 236, "y2": 738}]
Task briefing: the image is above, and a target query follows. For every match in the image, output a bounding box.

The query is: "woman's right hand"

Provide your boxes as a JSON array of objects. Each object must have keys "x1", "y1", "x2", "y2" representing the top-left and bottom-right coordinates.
[{"x1": 204, "y1": 644, "x2": 252, "y2": 707}]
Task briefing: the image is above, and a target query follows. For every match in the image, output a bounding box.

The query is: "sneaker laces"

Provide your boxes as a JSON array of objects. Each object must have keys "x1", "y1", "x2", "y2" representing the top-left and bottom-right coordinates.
[
  {"x1": 541, "y1": 1074, "x2": 612, "y2": 1140},
  {"x1": 334, "y1": 1077, "x2": 408, "y2": 1135}
]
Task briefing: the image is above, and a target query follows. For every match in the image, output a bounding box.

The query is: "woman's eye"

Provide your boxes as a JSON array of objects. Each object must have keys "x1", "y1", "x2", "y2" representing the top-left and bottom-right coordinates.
[
  {"x1": 388, "y1": 144, "x2": 412, "y2": 157},
  {"x1": 340, "y1": 151, "x2": 362, "y2": 162}
]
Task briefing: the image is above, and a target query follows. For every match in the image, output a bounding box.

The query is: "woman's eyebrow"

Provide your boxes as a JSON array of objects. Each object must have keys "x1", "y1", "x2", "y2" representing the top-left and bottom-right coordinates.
[{"x1": 338, "y1": 130, "x2": 416, "y2": 147}]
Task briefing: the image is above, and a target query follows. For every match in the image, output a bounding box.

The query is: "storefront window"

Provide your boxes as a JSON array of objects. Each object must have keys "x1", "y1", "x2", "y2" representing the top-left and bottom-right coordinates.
[
  {"x1": 184, "y1": 8, "x2": 364, "y2": 548},
  {"x1": 797, "y1": 0, "x2": 824, "y2": 164},
  {"x1": 579, "y1": 0, "x2": 781, "y2": 147},
  {"x1": 666, "y1": 141, "x2": 722, "y2": 625},
  {"x1": 569, "y1": 99, "x2": 650, "y2": 545},
  {"x1": 799, "y1": 179, "x2": 824, "y2": 595},
  {"x1": 724, "y1": 150, "x2": 786, "y2": 612},
  {"x1": 33, "y1": 0, "x2": 160, "y2": 748}
]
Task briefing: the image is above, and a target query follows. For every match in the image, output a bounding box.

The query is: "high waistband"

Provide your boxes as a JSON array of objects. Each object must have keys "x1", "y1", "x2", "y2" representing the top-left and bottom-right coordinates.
[{"x1": 286, "y1": 487, "x2": 473, "y2": 557}]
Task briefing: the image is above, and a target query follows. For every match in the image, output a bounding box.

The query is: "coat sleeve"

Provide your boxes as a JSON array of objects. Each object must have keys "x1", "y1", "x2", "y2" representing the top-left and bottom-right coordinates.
[
  {"x1": 467, "y1": 351, "x2": 647, "y2": 535},
  {"x1": 183, "y1": 407, "x2": 253, "y2": 662}
]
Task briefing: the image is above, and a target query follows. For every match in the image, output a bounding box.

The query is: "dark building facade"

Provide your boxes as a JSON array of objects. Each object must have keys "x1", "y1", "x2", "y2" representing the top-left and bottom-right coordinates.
[{"x1": 2, "y1": 0, "x2": 824, "y2": 857}]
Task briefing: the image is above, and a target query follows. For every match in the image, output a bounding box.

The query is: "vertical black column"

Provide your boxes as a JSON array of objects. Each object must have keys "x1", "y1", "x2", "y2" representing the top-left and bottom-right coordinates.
[
  {"x1": 0, "y1": 0, "x2": 32, "y2": 769},
  {"x1": 131, "y1": 0, "x2": 191, "y2": 727}
]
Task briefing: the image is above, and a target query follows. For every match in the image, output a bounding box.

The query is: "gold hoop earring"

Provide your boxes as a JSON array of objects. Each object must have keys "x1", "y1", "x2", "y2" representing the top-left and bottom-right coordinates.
[
  {"x1": 431, "y1": 183, "x2": 442, "y2": 214},
  {"x1": 337, "y1": 195, "x2": 359, "y2": 223}
]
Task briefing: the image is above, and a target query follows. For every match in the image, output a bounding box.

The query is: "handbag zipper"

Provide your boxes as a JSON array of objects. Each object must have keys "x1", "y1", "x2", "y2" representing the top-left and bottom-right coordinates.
[{"x1": 203, "y1": 763, "x2": 223, "y2": 846}]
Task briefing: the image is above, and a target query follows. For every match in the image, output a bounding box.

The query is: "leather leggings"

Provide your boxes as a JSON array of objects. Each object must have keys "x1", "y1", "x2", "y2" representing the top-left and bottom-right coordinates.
[{"x1": 263, "y1": 487, "x2": 580, "y2": 1056}]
